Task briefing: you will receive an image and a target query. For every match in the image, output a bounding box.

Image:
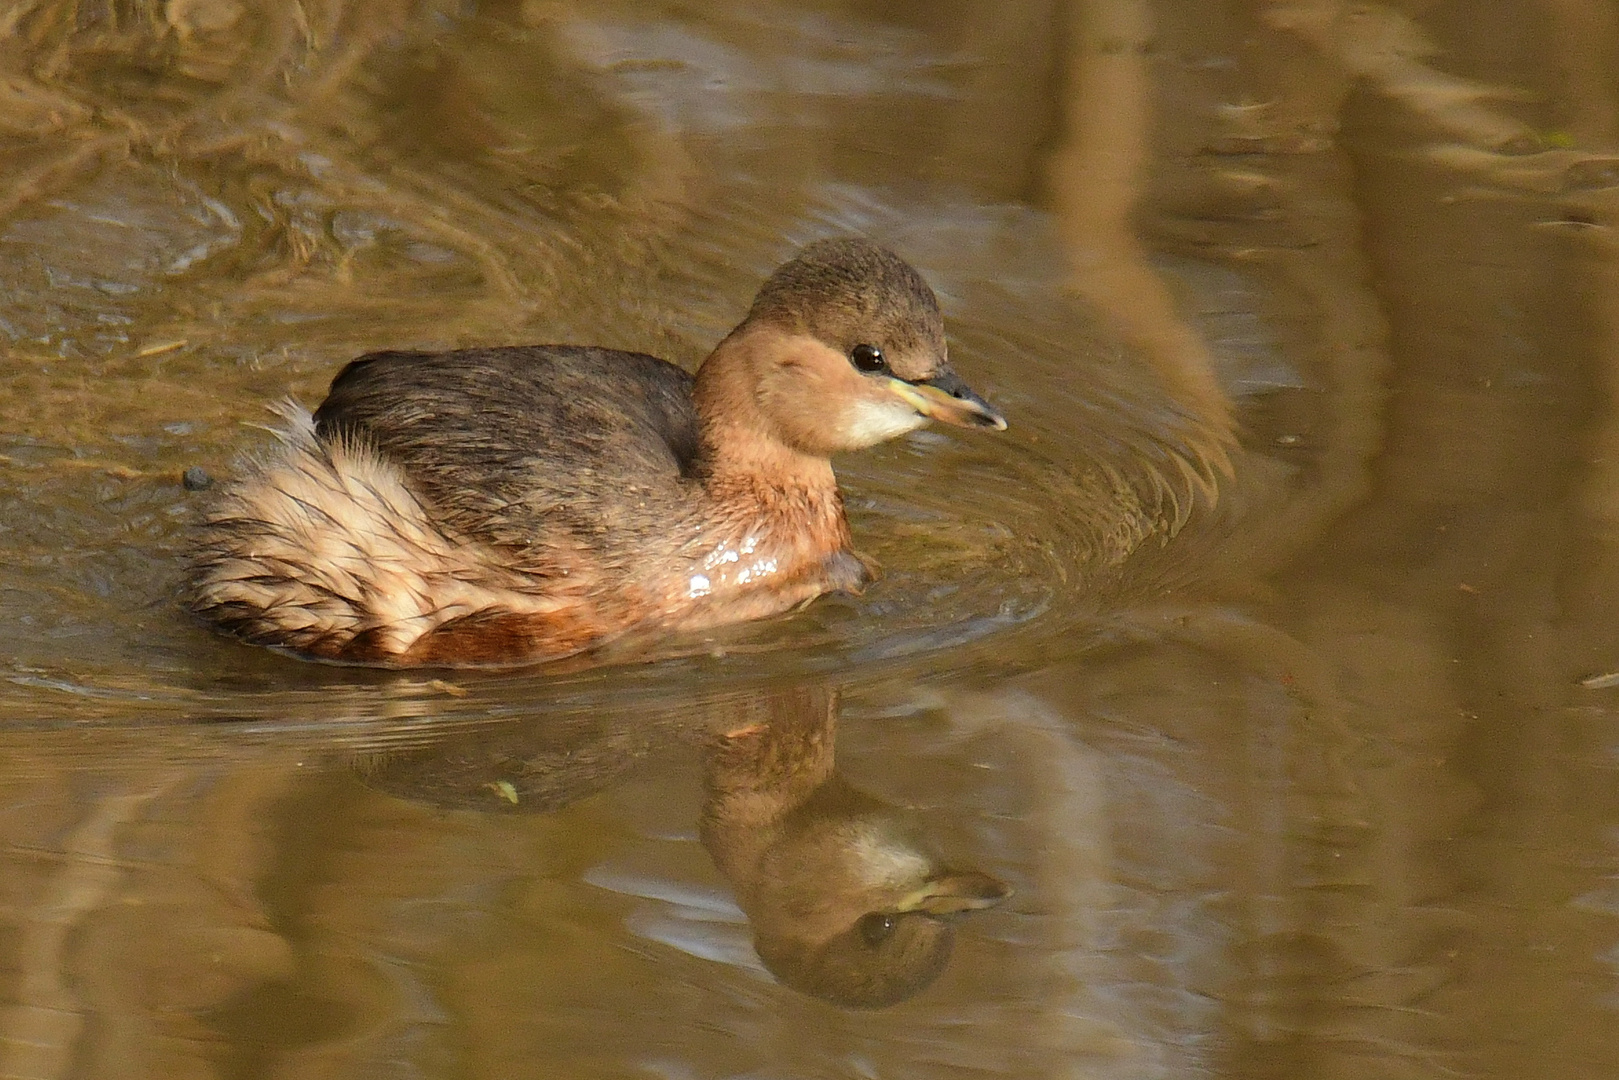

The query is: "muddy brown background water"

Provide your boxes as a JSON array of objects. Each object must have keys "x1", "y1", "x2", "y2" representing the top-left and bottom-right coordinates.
[{"x1": 4, "y1": 0, "x2": 1619, "y2": 1077}]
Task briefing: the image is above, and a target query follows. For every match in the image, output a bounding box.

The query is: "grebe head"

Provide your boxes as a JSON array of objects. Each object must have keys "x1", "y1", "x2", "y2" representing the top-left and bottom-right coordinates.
[{"x1": 706, "y1": 238, "x2": 1006, "y2": 458}]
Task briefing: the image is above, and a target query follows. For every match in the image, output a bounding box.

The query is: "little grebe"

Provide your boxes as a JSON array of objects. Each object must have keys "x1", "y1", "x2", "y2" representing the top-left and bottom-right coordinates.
[{"x1": 185, "y1": 239, "x2": 1006, "y2": 666}]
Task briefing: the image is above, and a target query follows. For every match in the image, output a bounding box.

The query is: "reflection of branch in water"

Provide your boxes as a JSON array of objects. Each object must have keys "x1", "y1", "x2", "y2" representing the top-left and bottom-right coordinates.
[
  {"x1": 0, "y1": 788, "x2": 158, "y2": 1080},
  {"x1": 1267, "y1": 2, "x2": 1616, "y2": 196},
  {"x1": 1047, "y1": 0, "x2": 1237, "y2": 532},
  {"x1": 1092, "y1": 0, "x2": 1394, "y2": 581},
  {"x1": 1265, "y1": 0, "x2": 1536, "y2": 151},
  {"x1": 1041, "y1": 0, "x2": 1387, "y2": 581}
]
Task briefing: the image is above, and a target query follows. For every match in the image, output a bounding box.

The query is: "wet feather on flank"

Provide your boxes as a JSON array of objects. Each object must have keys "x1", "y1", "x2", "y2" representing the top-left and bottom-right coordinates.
[
  {"x1": 184, "y1": 239, "x2": 1006, "y2": 666},
  {"x1": 187, "y1": 404, "x2": 580, "y2": 661}
]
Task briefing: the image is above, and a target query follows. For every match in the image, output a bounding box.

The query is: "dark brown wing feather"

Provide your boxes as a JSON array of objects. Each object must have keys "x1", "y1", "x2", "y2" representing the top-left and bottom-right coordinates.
[{"x1": 312, "y1": 346, "x2": 700, "y2": 567}]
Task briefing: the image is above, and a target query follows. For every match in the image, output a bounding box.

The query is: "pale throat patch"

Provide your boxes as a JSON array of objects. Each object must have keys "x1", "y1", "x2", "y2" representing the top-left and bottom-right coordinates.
[
  {"x1": 843, "y1": 398, "x2": 928, "y2": 447},
  {"x1": 848, "y1": 822, "x2": 932, "y2": 888}
]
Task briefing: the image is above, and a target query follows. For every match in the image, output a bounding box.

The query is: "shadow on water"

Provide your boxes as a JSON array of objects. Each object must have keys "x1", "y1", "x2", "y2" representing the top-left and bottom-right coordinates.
[{"x1": 7, "y1": 0, "x2": 1619, "y2": 1078}]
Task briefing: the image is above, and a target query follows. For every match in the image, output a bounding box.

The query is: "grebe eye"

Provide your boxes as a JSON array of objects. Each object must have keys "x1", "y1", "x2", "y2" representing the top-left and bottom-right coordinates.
[
  {"x1": 850, "y1": 344, "x2": 887, "y2": 373},
  {"x1": 858, "y1": 911, "x2": 898, "y2": 946}
]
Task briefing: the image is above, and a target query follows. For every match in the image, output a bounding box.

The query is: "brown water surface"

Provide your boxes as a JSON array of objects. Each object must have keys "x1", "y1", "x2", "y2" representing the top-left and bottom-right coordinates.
[{"x1": 3, "y1": 0, "x2": 1619, "y2": 1076}]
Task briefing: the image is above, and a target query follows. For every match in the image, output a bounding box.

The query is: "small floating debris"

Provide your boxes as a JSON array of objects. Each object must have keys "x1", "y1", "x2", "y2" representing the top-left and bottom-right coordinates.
[
  {"x1": 136, "y1": 339, "x2": 187, "y2": 358},
  {"x1": 485, "y1": 780, "x2": 520, "y2": 805},
  {"x1": 427, "y1": 678, "x2": 467, "y2": 697},
  {"x1": 1531, "y1": 217, "x2": 1608, "y2": 233},
  {"x1": 1579, "y1": 671, "x2": 1619, "y2": 689},
  {"x1": 181, "y1": 466, "x2": 212, "y2": 490}
]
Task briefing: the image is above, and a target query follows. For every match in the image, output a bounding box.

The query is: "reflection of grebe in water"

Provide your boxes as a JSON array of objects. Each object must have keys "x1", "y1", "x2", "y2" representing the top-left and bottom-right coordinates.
[
  {"x1": 701, "y1": 687, "x2": 1009, "y2": 1008},
  {"x1": 352, "y1": 683, "x2": 1008, "y2": 1009},
  {"x1": 186, "y1": 239, "x2": 1005, "y2": 666}
]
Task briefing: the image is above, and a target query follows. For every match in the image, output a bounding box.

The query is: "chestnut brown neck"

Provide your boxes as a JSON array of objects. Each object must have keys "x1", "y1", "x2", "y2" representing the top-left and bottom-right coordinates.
[
  {"x1": 692, "y1": 326, "x2": 838, "y2": 498},
  {"x1": 701, "y1": 684, "x2": 840, "y2": 880}
]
